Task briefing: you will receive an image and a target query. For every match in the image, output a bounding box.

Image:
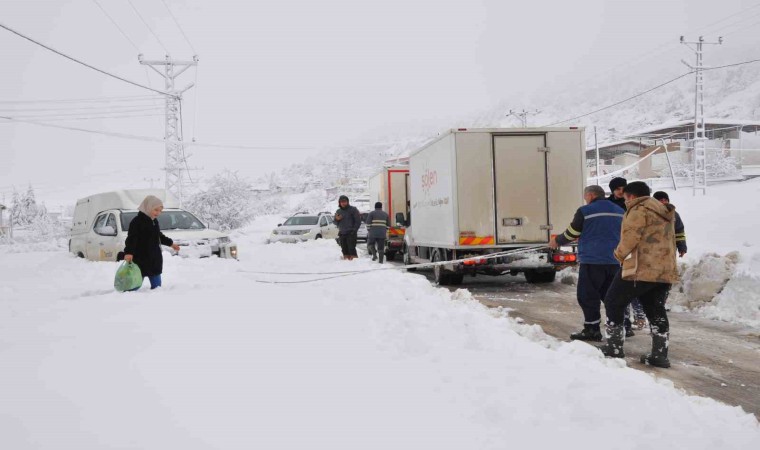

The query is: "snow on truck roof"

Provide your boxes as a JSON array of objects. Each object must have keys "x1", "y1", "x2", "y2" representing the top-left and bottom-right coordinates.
[
  {"x1": 76, "y1": 189, "x2": 180, "y2": 211},
  {"x1": 408, "y1": 127, "x2": 585, "y2": 157}
]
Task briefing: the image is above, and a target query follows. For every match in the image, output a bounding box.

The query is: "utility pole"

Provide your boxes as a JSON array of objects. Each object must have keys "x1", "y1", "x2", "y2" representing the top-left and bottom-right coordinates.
[
  {"x1": 594, "y1": 126, "x2": 601, "y2": 185},
  {"x1": 680, "y1": 35, "x2": 722, "y2": 195},
  {"x1": 507, "y1": 109, "x2": 540, "y2": 127},
  {"x1": 139, "y1": 54, "x2": 199, "y2": 206}
]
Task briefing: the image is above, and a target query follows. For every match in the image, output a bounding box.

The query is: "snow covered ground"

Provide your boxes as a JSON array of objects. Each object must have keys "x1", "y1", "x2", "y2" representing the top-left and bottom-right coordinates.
[
  {"x1": 1, "y1": 216, "x2": 759, "y2": 449},
  {"x1": 658, "y1": 178, "x2": 760, "y2": 328}
]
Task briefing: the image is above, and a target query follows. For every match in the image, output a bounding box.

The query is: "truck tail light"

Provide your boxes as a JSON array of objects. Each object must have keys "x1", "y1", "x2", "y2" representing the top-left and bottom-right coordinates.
[
  {"x1": 463, "y1": 257, "x2": 486, "y2": 266},
  {"x1": 552, "y1": 253, "x2": 577, "y2": 263}
]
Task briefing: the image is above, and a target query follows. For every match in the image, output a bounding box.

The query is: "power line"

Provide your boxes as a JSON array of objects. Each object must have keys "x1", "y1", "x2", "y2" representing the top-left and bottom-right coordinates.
[
  {"x1": 543, "y1": 71, "x2": 694, "y2": 126},
  {"x1": 4, "y1": 107, "x2": 164, "y2": 119},
  {"x1": 160, "y1": 0, "x2": 197, "y2": 54},
  {"x1": 553, "y1": 2, "x2": 760, "y2": 99},
  {"x1": 126, "y1": 0, "x2": 169, "y2": 54},
  {"x1": 0, "y1": 22, "x2": 175, "y2": 98},
  {"x1": 697, "y1": 1, "x2": 760, "y2": 33},
  {"x1": 721, "y1": 16, "x2": 760, "y2": 37},
  {"x1": 703, "y1": 57, "x2": 760, "y2": 71},
  {"x1": 0, "y1": 95, "x2": 163, "y2": 104},
  {"x1": 0, "y1": 115, "x2": 315, "y2": 150},
  {"x1": 0, "y1": 103, "x2": 165, "y2": 113},
  {"x1": 20, "y1": 113, "x2": 165, "y2": 122},
  {"x1": 0, "y1": 115, "x2": 165, "y2": 142},
  {"x1": 91, "y1": 0, "x2": 140, "y2": 53}
]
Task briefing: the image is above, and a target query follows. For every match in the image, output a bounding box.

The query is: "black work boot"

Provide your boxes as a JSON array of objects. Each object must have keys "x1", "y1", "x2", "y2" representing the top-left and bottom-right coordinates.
[
  {"x1": 624, "y1": 317, "x2": 635, "y2": 337},
  {"x1": 598, "y1": 325, "x2": 626, "y2": 358},
  {"x1": 570, "y1": 325, "x2": 603, "y2": 342},
  {"x1": 640, "y1": 332, "x2": 671, "y2": 368},
  {"x1": 378, "y1": 253, "x2": 384, "y2": 264}
]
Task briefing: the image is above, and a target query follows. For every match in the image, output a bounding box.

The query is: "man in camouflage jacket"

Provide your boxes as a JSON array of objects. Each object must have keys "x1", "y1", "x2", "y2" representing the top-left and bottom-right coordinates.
[{"x1": 599, "y1": 181, "x2": 679, "y2": 368}]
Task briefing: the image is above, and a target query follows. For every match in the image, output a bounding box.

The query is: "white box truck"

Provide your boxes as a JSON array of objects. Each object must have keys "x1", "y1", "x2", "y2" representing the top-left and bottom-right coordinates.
[
  {"x1": 368, "y1": 165, "x2": 410, "y2": 260},
  {"x1": 403, "y1": 128, "x2": 585, "y2": 285},
  {"x1": 69, "y1": 189, "x2": 238, "y2": 261}
]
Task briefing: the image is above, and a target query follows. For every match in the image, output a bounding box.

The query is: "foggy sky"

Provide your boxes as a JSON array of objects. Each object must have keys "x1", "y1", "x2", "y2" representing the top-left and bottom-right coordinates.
[{"x1": 1, "y1": 0, "x2": 757, "y2": 207}]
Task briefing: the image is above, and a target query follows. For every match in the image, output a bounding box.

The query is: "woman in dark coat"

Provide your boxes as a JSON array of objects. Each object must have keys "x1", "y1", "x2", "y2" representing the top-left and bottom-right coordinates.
[{"x1": 123, "y1": 195, "x2": 180, "y2": 290}]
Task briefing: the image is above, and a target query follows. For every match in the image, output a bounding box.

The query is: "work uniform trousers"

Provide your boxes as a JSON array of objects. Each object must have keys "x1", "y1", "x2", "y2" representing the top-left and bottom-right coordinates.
[
  {"x1": 577, "y1": 264, "x2": 620, "y2": 327},
  {"x1": 603, "y1": 269, "x2": 671, "y2": 335},
  {"x1": 367, "y1": 237, "x2": 386, "y2": 262}
]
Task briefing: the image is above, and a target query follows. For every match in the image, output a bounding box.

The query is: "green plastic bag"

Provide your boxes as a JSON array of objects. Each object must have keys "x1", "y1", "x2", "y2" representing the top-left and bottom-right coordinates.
[{"x1": 114, "y1": 262, "x2": 143, "y2": 292}]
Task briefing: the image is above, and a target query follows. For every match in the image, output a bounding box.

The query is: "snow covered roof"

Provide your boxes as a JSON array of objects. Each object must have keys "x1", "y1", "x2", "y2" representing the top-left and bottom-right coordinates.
[
  {"x1": 585, "y1": 140, "x2": 648, "y2": 152},
  {"x1": 630, "y1": 119, "x2": 760, "y2": 139}
]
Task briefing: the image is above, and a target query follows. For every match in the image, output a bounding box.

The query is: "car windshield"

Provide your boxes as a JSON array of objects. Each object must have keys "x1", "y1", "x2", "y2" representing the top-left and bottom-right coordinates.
[
  {"x1": 121, "y1": 210, "x2": 206, "y2": 231},
  {"x1": 283, "y1": 216, "x2": 318, "y2": 226}
]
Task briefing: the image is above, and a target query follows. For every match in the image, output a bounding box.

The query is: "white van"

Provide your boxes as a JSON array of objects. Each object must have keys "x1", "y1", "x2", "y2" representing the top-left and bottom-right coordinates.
[{"x1": 69, "y1": 189, "x2": 238, "y2": 261}]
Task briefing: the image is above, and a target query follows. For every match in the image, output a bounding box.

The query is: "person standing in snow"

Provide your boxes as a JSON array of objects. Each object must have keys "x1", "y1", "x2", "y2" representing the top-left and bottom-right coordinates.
[
  {"x1": 123, "y1": 195, "x2": 180, "y2": 290},
  {"x1": 365, "y1": 202, "x2": 390, "y2": 264},
  {"x1": 550, "y1": 185, "x2": 624, "y2": 342},
  {"x1": 334, "y1": 195, "x2": 361, "y2": 260},
  {"x1": 599, "y1": 182, "x2": 679, "y2": 368},
  {"x1": 609, "y1": 177, "x2": 642, "y2": 334},
  {"x1": 653, "y1": 191, "x2": 687, "y2": 258}
]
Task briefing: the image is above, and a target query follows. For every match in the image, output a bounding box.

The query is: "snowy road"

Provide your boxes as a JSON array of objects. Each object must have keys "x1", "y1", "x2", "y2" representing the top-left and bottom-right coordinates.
[
  {"x1": 408, "y1": 268, "x2": 760, "y2": 417},
  {"x1": 2, "y1": 226, "x2": 759, "y2": 449}
]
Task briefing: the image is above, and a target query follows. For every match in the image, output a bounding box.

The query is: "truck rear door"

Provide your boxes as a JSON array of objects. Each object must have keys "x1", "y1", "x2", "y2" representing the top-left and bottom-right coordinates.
[{"x1": 493, "y1": 134, "x2": 549, "y2": 244}]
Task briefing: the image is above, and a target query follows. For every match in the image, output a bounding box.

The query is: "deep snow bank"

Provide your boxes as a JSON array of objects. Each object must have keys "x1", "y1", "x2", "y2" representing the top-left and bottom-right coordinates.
[
  {"x1": 0, "y1": 219, "x2": 759, "y2": 449},
  {"x1": 661, "y1": 178, "x2": 760, "y2": 328}
]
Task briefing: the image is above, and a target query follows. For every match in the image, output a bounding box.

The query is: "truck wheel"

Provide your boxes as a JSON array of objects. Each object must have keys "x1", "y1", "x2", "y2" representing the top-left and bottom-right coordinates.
[
  {"x1": 524, "y1": 270, "x2": 557, "y2": 284},
  {"x1": 432, "y1": 250, "x2": 452, "y2": 286},
  {"x1": 403, "y1": 244, "x2": 417, "y2": 272},
  {"x1": 450, "y1": 274, "x2": 464, "y2": 285},
  {"x1": 385, "y1": 251, "x2": 397, "y2": 261}
]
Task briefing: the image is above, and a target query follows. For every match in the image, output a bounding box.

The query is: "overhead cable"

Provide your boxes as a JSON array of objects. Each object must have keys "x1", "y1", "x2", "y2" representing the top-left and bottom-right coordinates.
[
  {"x1": 0, "y1": 22, "x2": 175, "y2": 98},
  {"x1": 543, "y1": 72, "x2": 694, "y2": 126},
  {"x1": 91, "y1": 0, "x2": 141, "y2": 52},
  {"x1": 126, "y1": 0, "x2": 169, "y2": 54},
  {"x1": 160, "y1": 0, "x2": 197, "y2": 54}
]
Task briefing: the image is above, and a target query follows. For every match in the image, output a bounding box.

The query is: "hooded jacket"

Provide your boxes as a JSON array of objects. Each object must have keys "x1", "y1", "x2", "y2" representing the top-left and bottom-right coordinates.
[
  {"x1": 335, "y1": 198, "x2": 361, "y2": 235},
  {"x1": 614, "y1": 196, "x2": 679, "y2": 284},
  {"x1": 123, "y1": 211, "x2": 173, "y2": 277}
]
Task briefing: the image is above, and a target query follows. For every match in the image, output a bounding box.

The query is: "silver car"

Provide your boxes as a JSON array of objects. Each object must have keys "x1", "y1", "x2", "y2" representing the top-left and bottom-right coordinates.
[{"x1": 357, "y1": 212, "x2": 369, "y2": 242}]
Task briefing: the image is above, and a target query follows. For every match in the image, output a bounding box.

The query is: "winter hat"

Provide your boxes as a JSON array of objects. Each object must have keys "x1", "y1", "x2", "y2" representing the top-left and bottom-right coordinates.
[
  {"x1": 609, "y1": 177, "x2": 627, "y2": 192},
  {"x1": 375, "y1": 202, "x2": 382, "y2": 209},
  {"x1": 339, "y1": 195, "x2": 349, "y2": 203},
  {"x1": 138, "y1": 195, "x2": 164, "y2": 216},
  {"x1": 653, "y1": 191, "x2": 670, "y2": 202}
]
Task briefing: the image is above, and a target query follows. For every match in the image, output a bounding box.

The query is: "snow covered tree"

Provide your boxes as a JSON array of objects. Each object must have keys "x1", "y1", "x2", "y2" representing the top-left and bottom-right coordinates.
[
  {"x1": 11, "y1": 185, "x2": 44, "y2": 227},
  {"x1": 186, "y1": 171, "x2": 255, "y2": 231},
  {"x1": 665, "y1": 149, "x2": 740, "y2": 179}
]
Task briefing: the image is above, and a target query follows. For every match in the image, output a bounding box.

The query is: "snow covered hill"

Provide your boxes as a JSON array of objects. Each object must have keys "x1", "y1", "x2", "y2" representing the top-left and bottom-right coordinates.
[
  {"x1": 260, "y1": 44, "x2": 760, "y2": 195},
  {"x1": 1, "y1": 217, "x2": 759, "y2": 449}
]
